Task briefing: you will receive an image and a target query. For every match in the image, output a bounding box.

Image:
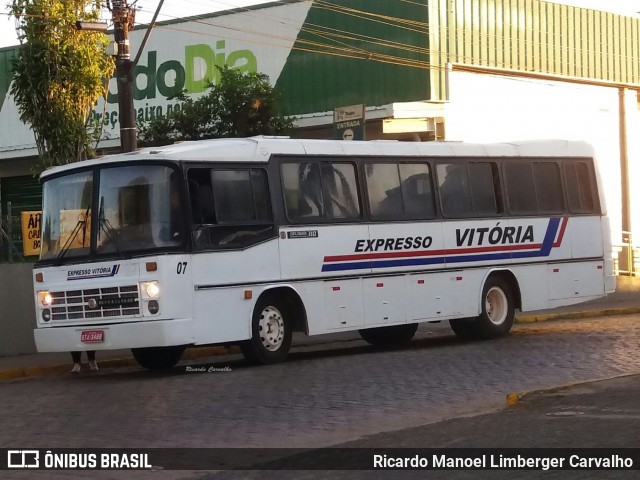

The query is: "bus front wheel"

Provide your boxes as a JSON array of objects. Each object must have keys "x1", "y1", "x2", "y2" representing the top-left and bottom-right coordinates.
[
  {"x1": 240, "y1": 295, "x2": 293, "y2": 365},
  {"x1": 359, "y1": 323, "x2": 418, "y2": 346},
  {"x1": 132, "y1": 346, "x2": 185, "y2": 371}
]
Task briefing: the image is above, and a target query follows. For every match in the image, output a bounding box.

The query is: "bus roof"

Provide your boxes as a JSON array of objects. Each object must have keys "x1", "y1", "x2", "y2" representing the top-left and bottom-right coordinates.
[{"x1": 40, "y1": 137, "x2": 595, "y2": 179}]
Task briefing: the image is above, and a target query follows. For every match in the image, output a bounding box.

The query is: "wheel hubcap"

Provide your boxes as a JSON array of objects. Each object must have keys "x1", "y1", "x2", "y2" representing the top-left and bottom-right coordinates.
[
  {"x1": 485, "y1": 286, "x2": 508, "y2": 325},
  {"x1": 258, "y1": 306, "x2": 285, "y2": 351}
]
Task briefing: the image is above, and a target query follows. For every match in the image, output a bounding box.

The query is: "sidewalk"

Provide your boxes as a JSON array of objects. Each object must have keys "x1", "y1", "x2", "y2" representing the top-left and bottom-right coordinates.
[
  {"x1": 1, "y1": 276, "x2": 639, "y2": 381},
  {"x1": 240, "y1": 374, "x2": 640, "y2": 474}
]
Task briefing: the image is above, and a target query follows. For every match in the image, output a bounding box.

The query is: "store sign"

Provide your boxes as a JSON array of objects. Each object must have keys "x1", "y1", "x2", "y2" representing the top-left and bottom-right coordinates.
[
  {"x1": 20, "y1": 211, "x2": 41, "y2": 256},
  {"x1": 0, "y1": 1, "x2": 312, "y2": 147},
  {"x1": 334, "y1": 104, "x2": 365, "y2": 141}
]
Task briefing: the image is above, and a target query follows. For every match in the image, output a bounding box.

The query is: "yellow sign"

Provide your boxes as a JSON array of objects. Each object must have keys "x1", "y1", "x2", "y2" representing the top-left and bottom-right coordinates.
[{"x1": 20, "y1": 211, "x2": 42, "y2": 256}]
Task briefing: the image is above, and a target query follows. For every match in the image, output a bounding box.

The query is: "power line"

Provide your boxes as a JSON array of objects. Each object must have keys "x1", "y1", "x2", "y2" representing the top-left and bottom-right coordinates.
[
  {"x1": 131, "y1": 3, "x2": 640, "y2": 77},
  {"x1": 5, "y1": 1, "x2": 640, "y2": 81}
]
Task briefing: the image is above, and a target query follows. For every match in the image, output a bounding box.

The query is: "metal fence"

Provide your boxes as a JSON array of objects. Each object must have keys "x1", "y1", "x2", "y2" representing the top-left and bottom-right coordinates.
[
  {"x1": 614, "y1": 231, "x2": 638, "y2": 276},
  {"x1": 0, "y1": 201, "x2": 41, "y2": 263}
]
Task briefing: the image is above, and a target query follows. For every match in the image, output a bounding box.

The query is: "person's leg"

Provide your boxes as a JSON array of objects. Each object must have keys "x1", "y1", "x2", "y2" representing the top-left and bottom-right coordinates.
[
  {"x1": 87, "y1": 350, "x2": 98, "y2": 371},
  {"x1": 70, "y1": 352, "x2": 81, "y2": 373}
]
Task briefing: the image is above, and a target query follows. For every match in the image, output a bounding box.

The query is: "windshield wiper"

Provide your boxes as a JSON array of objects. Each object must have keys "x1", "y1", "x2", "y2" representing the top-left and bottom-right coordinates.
[
  {"x1": 55, "y1": 205, "x2": 90, "y2": 266},
  {"x1": 98, "y1": 196, "x2": 130, "y2": 260}
]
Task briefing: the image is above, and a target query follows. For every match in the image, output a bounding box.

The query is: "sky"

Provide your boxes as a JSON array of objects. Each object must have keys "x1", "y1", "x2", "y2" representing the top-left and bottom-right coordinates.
[
  {"x1": 0, "y1": 0, "x2": 273, "y2": 48},
  {"x1": 1, "y1": 0, "x2": 640, "y2": 49}
]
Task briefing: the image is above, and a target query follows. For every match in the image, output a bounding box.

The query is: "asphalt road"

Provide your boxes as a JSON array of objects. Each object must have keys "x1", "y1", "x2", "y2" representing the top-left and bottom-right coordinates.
[{"x1": 1, "y1": 314, "x2": 640, "y2": 479}]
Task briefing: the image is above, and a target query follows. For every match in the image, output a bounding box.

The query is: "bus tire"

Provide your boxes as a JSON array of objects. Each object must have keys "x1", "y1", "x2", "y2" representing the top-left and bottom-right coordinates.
[
  {"x1": 132, "y1": 346, "x2": 185, "y2": 370},
  {"x1": 475, "y1": 276, "x2": 515, "y2": 339},
  {"x1": 240, "y1": 295, "x2": 293, "y2": 365},
  {"x1": 358, "y1": 323, "x2": 418, "y2": 346}
]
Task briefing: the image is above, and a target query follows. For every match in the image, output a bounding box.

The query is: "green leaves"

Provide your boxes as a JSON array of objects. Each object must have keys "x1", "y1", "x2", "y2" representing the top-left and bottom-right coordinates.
[
  {"x1": 139, "y1": 65, "x2": 294, "y2": 146},
  {"x1": 10, "y1": 0, "x2": 115, "y2": 171}
]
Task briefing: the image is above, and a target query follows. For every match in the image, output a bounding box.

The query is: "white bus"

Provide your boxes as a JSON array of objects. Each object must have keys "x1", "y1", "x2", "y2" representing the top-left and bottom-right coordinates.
[{"x1": 33, "y1": 137, "x2": 615, "y2": 369}]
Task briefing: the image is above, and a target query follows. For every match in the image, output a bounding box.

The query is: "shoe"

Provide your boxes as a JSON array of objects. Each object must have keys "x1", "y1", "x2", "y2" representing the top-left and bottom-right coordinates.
[
  {"x1": 71, "y1": 363, "x2": 81, "y2": 373},
  {"x1": 88, "y1": 360, "x2": 99, "y2": 371}
]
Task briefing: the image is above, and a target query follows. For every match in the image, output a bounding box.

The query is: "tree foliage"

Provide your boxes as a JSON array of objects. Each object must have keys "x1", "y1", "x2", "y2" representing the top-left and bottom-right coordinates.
[
  {"x1": 139, "y1": 66, "x2": 294, "y2": 146},
  {"x1": 10, "y1": 0, "x2": 115, "y2": 170}
]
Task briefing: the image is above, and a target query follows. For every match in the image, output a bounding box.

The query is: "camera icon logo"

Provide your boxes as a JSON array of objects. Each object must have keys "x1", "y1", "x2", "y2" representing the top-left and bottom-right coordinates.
[{"x1": 7, "y1": 450, "x2": 40, "y2": 468}]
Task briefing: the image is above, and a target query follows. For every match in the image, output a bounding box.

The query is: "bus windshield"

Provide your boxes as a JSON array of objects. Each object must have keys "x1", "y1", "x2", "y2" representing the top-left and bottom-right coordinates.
[{"x1": 40, "y1": 164, "x2": 185, "y2": 261}]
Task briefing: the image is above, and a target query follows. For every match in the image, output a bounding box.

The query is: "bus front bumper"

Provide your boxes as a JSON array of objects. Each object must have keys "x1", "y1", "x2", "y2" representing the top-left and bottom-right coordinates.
[{"x1": 34, "y1": 318, "x2": 196, "y2": 352}]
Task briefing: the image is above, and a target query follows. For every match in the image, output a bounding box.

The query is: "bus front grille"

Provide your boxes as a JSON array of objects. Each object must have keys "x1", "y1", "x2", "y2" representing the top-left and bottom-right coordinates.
[{"x1": 49, "y1": 285, "x2": 140, "y2": 321}]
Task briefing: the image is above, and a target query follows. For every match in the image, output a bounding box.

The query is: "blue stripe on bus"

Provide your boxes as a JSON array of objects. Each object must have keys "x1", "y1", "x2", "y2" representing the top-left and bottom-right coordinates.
[
  {"x1": 321, "y1": 261, "x2": 374, "y2": 272},
  {"x1": 370, "y1": 257, "x2": 445, "y2": 269}
]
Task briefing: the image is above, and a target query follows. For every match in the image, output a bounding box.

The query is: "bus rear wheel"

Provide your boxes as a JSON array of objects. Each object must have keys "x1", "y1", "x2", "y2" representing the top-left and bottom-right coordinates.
[
  {"x1": 132, "y1": 346, "x2": 185, "y2": 370},
  {"x1": 476, "y1": 277, "x2": 515, "y2": 338},
  {"x1": 240, "y1": 295, "x2": 293, "y2": 365},
  {"x1": 449, "y1": 276, "x2": 515, "y2": 340},
  {"x1": 359, "y1": 323, "x2": 418, "y2": 346}
]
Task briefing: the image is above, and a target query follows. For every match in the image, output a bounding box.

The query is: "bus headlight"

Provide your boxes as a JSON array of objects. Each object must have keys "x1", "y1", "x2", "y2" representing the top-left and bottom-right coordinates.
[
  {"x1": 39, "y1": 291, "x2": 52, "y2": 307},
  {"x1": 141, "y1": 281, "x2": 160, "y2": 298}
]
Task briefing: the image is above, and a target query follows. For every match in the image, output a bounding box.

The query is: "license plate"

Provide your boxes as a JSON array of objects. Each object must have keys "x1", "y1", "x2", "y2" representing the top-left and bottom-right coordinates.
[{"x1": 80, "y1": 330, "x2": 104, "y2": 343}]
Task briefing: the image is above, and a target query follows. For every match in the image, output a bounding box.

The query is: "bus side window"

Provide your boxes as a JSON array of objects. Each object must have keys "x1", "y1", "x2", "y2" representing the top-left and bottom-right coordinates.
[
  {"x1": 437, "y1": 163, "x2": 472, "y2": 216},
  {"x1": 399, "y1": 163, "x2": 436, "y2": 218},
  {"x1": 188, "y1": 170, "x2": 217, "y2": 249},
  {"x1": 505, "y1": 163, "x2": 536, "y2": 214},
  {"x1": 367, "y1": 163, "x2": 436, "y2": 220},
  {"x1": 564, "y1": 162, "x2": 595, "y2": 213},
  {"x1": 188, "y1": 177, "x2": 215, "y2": 225},
  {"x1": 533, "y1": 163, "x2": 564, "y2": 212},
  {"x1": 321, "y1": 163, "x2": 360, "y2": 220},
  {"x1": 282, "y1": 163, "x2": 323, "y2": 221},
  {"x1": 366, "y1": 163, "x2": 403, "y2": 218},
  {"x1": 188, "y1": 180, "x2": 207, "y2": 224},
  {"x1": 505, "y1": 161, "x2": 564, "y2": 215},
  {"x1": 197, "y1": 184, "x2": 215, "y2": 223},
  {"x1": 468, "y1": 162, "x2": 500, "y2": 215},
  {"x1": 205, "y1": 169, "x2": 274, "y2": 248}
]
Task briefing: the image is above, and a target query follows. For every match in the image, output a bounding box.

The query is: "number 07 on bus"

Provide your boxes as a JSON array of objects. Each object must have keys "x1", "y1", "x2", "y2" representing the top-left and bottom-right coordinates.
[{"x1": 32, "y1": 138, "x2": 615, "y2": 370}]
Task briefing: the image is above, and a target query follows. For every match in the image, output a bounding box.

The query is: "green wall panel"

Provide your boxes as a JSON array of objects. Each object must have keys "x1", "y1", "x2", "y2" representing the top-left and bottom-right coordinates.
[
  {"x1": 434, "y1": 0, "x2": 640, "y2": 89},
  {"x1": 0, "y1": 47, "x2": 18, "y2": 113},
  {"x1": 276, "y1": 0, "x2": 429, "y2": 115}
]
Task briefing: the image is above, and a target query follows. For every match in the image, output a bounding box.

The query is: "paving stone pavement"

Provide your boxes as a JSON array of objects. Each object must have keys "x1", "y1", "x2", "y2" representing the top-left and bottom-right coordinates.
[
  {"x1": 2, "y1": 314, "x2": 640, "y2": 456},
  {"x1": 3, "y1": 277, "x2": 640, "y2": 479}
]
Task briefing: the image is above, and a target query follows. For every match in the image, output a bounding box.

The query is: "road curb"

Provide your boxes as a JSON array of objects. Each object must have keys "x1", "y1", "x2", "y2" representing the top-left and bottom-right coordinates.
[
  {"x1": 515, "y1": 306, "x2": 640, "y2": 323},
  {"x1": 505, "y1": 372, "x2": 640, "y2": 407},
  {"x1": 0, "y1": 346, "x2": 239, "y2": 381}
]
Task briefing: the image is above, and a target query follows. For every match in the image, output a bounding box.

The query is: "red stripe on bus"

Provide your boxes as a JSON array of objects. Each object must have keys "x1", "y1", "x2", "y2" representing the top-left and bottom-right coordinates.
[{"x1": 553, "y1": 217, "x2": 569, "y2": 247}]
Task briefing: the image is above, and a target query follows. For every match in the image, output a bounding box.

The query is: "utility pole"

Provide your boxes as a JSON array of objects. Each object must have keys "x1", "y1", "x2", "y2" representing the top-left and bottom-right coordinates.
[{"x1": 111, "y1": 1, "x2": 137, "y2": 152}]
